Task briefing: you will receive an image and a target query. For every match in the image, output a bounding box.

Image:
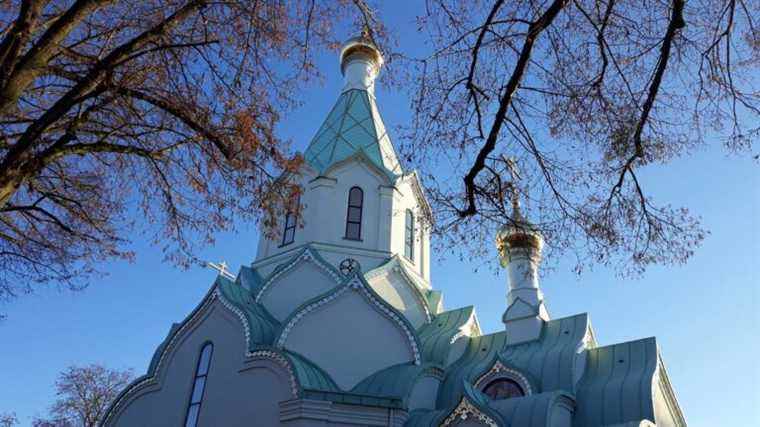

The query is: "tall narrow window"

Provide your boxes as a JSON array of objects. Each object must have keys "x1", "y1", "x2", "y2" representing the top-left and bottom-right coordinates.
[
  {"x1": 282, "y1": 195, "x2": 299, "y2": 246},
  {"x1": 345, "y1": 187, "x2": 363, "y2": 240},
  {"x1": 405, "y1": 209, "x2": 415, "y2": 261},
  {"x1": 185, "y1": 343, "x2": 213, "y2": 427}
]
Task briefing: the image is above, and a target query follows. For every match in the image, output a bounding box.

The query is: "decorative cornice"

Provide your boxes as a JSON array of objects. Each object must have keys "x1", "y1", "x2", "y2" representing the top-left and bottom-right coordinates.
[
  {"x1": 473, "y1": 360, "x2": 534, "y2": 396},
  {"x1": 276, "y1": 275, "x2": 422, "y2": 365},
  {"x1": 441, "y1": 397, "x2": 498, "y2": 427},
  {"x1": 256, "y1": 246, "x2": 342, "y2": 302},
  {"x1": 247, "y1": 350, "x2": 300, "y2": 398},
  {"x1": 364, "y1": 257, "x2": 433, "y2": 324}
]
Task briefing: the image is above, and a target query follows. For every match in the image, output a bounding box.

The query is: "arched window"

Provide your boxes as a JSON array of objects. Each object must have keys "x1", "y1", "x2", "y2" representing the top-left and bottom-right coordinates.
[
  {"x1": 404, "y1": 209, "x2": 414, "y2": 261},
  {"x1": 184, "y1": 343, "x2": 213, "y2": 427},
  {"x1": 345, "y1": 187, "x2": 363, "y2": 240},
  {"x1": 482, "y1": 378, "x2": 524, "y2": 400},
  {"x1": 281, "y1": 195, "x2": 299, "y2": 246}
]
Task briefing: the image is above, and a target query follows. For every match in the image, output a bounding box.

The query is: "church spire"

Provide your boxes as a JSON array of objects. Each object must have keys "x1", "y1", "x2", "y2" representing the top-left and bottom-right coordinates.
[
  {"x1": 495, "y1": 188, "x2": 549, "y2": 345},
  {"x1": 303, "y1": 33, "x2": 401, "y2": 178}
]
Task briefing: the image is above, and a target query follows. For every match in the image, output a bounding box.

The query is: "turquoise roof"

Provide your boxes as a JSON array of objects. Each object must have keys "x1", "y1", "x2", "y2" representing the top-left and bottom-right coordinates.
[
  {"x1": 303, "y1": 88, "x2": 401, "y2": 179},
  {"x1": 284, "y1": 350, "x2": 340, "y2": 392},
  {"x1": 417, "y1": 306, "x2": 474, "y2": 365},
  {"x1": 437, "y1": 313, "x2": 590, "y2": 408},
  {"x1": 351, "y1": 362, "x2": 440, "y2": 404},
  {"x1": 489, "y1": 390, "x2": 576, "y2": 427},
  {"x1": 216, "y1": 276, "x2": 279, "y2": 347},
  {"x1": 573, "y1": 337, "x2": 659, "y2": 427}
]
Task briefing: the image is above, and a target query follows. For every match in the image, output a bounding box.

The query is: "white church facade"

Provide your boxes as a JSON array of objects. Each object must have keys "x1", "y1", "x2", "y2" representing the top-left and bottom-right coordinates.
[{"x1": 103, "y1": 35, "x2": 686, "y2": 427}]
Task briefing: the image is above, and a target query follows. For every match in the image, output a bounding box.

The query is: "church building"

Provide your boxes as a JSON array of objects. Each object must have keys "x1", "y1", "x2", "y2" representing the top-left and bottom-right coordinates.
[{"x1": 103, "y1": 35, "x2": 686, "y2": 427}]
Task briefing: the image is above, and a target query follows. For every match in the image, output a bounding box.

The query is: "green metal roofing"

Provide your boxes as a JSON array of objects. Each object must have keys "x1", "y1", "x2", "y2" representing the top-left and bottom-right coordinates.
[
  {"x1": 417, "y1": 306, "x2": 474, "y2": 365},
  {"x1": 424, "y1": 290, "x2": 443, "y2": 315},
  {"x1": 235, "y1": 265, "x2": 264, "y2": 294},
  {"x1": 216, "y1": 276, "x2": 279, "y2": 347},
  {"x1": 489, "y1": 390, "x2": 576, "y2": 427},
  {"x1": 284, "y1": 350, "x2": 339, "y2": 392},
  {"x1": 573, "y1": 337, "x2": 659, "y2": 427},
  {"x1": 303, "y1": 88, "x2": 401, "y2": 179},
  {"x1": 351, "y1": 362, "x2": 441, "y2": 405},
  {"x1": 436, "y1": 331, "x2": 509, "y2": 408},
  {"x1": 435, "y1": 313, "x2": 590, "y2": 409}
]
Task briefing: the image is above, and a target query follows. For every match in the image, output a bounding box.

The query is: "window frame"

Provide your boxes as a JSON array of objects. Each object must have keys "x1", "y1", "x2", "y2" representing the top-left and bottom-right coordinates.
[
  {"x1": 281, "y1": 195, "x2": 300, "y2": 246},
  {"x1": 481, "y1": 377, "x2": 525, "y2": 400},
  {"x1": 344, "y1": 186, "x2": 364, "y2": 240},
  {"x1": 404, "y1": 209, "x2": 415, "y2": 261},
  {"x1": 184, "y1": 342, "x2": 213, "y2": 427}
]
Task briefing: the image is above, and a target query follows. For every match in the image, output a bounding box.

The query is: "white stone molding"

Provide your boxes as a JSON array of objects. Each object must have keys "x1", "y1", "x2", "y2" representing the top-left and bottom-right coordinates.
[
  {"x1": 247, "y1": 350, "x2": 300, "y2": 398},
  {"x1": 364, "y1": 259, "x2": 433, "y2": 323},
  {"x1": 255, "y1": 247, "x2": 342, "y2": 302},
  {"x1": 276, "y1": 276, "x2": 422, "y2": 365},
  {"x1": 441, "y1": 397, "x2": 498, "y2": 427},
  {"x1": 473, "y1": 360, "x2": 533, "y2": 396}
]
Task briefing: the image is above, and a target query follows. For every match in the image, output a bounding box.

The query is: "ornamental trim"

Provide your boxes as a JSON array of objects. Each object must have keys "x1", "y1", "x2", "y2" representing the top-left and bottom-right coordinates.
[
  {"x1": 364, "y1": 258, "x2": 432, "y2": 324},
  {"x1": 247, "y1": 350, "x2": 300, "y2": 398},
  {"x1": 255, "y1": 247, "x2": 342, "y2": 302},
  {"x1": 103, "y1": 289, "x2": 218, "y2": 425},
  {"x1": 441, "y1": 397, "x2": 498, "y2": 427},
  {"x1": 473, "y1": 360, "x2": 533, "y2": 395},
  {"x1": 276, "y1": 276, "x2": 421, "y2": 365}
]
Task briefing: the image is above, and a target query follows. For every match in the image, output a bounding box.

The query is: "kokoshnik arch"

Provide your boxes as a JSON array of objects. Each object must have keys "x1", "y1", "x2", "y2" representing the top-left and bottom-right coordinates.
[{"x1": 103, "y1": 34, "x2": 687, "y2": 427}]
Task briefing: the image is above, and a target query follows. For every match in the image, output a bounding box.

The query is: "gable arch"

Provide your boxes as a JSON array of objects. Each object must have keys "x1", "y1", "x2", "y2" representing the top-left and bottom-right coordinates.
[
  {"x1": 473, "y1": 359, "x2": 536, "y2": 397},
  {"x1": 364, "y1": 257, "x2": 433, "y2": 328},
  {"x1": 256, "y1": 247, "x2": 343, "y2": 321},
  {"x1": 277, "y1": 275, "x2": 422, "y2": 390}
]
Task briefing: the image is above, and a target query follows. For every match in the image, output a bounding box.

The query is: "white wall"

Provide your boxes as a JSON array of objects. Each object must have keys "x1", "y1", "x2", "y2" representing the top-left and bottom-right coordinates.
[
  {"x1": 260, "y1": 261, "x2": 339, "y2": 321},
  {"x1": 109, "y1": 301, "x2": 292, "y2": 427},
  {"x1": 254, "y1": 160, "x2": 431, "y2": 282},
  {"x1": 281, "y1": 288, "x2": 415, "y2": 390}
]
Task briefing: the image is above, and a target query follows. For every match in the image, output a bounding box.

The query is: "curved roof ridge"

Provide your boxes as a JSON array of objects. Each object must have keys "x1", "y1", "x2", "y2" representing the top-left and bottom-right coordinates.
[
  {"x1": 275, "y1": 272, "x2": 423, "y2": 365},
  {"x1": 574, "y1": 336, "x2": 659, "y2": 427},
  {"x1": 417, "y1": 305, "x2": 476, "y2": 365},
  {"x1": 255, "y1": 244, "x2": 344, "y2": 302},
  {"x1": 216, "y1": 277, "x2": 280, "y2": 347},
  {"x1": 283, "y1": 350, "x2": 340, "y2": 393}
]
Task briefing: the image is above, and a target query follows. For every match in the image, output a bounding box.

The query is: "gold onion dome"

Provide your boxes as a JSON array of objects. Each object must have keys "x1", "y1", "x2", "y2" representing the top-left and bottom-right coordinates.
[
  {"x1": 496, "y1": 197, "x2": 543, "y2": 266},
  {"x1": 339, "y1": 32, "x2": 383, "y2": 75}
]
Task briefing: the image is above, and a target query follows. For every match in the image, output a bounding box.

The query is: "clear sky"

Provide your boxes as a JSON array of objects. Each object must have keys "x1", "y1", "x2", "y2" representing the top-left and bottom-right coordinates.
[{"x1": 1, "y1": 3, "x2": 758, "y2": 426}]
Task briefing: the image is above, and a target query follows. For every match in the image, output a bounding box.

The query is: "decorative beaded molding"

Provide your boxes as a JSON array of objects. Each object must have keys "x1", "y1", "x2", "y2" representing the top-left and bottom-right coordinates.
[
  {"x1": 255, "y1": 247, "x2": 343, "y2": 302},
  {"x1": 473, "y1": 360, "x2": 533, "y2": 395},
  {"x1": 247, "y1": 350, "x2": 300, "y2": 398},
  {"x1": 215, "y1": 287, "x2": 254, "y2": 351},
  {"x1": 365, "y1": 260, "x2": 433, "y2": 324},
  {"x1": 449, "y1": 312, "x2": 480, "y2": 344},
  {"x1": 103, "y1": 289, "x2": 218, "y2": 426},
  {"x1": 276, "y1": 276, "x2": 422, "y2": 365},
  {"x1": 441, "y1": 397, "x2": 498, "y2": 427}
]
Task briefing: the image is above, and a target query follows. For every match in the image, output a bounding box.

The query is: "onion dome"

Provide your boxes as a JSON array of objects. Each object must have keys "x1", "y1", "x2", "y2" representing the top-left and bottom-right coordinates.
[{"x1": 495, "y1": 195, "x2": 543, "y2": 267}]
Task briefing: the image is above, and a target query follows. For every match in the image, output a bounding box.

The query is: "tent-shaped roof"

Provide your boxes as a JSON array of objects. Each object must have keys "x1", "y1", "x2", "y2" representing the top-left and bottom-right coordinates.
[{"x1": 304, "y1": 88, "x2": 402, "y2": 178}]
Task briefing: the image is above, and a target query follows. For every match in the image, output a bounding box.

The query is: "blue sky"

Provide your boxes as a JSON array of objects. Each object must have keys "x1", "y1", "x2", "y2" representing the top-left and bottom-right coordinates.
[{"x1": 1, "y1": 3, "x2": 758, "y2": 426}]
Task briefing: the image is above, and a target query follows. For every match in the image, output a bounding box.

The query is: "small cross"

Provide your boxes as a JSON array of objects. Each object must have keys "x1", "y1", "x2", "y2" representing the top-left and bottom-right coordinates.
[{"x1": 207, "y1": 260, "x2": 234, "y2": 280}]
